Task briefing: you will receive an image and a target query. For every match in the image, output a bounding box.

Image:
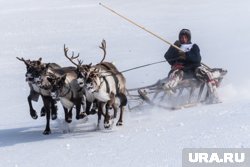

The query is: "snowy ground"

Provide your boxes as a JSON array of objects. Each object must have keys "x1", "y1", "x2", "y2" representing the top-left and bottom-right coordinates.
[{"x1": 1, "y1": 0, "x2": 250, "y2": 167}]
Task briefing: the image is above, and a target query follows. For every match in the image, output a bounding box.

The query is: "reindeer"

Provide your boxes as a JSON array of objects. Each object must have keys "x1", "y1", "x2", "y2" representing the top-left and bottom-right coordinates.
[
  {"x1": 39, "y1": 47, "x2": 88, "y2": 123},
  {"x1": 65, "y1": 40, "x2": 127, "y2": 129},
  {"x1": 17, "y1": 57, "x2": 60, "y2": 135},
  {"x1": 85, "y1": 62, "x2": 127, "y2": 128}
]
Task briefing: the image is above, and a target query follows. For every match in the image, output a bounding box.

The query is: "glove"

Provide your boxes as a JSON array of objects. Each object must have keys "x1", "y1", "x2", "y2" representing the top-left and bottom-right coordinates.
[
  {"x1": 173, "y1": 40, "x2": 181, "y2": 47},
  {"x1": 171, "y1": 63, "x2": 184, "y2": 70},
  {"x1": 178, "y1": 51, "x2": 186, "y2": 60}
]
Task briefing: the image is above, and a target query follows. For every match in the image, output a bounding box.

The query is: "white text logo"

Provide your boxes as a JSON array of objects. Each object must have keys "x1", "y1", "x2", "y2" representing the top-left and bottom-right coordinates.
[{"x1": 188, "y1": 153, "x2": 245, "y2": 163}]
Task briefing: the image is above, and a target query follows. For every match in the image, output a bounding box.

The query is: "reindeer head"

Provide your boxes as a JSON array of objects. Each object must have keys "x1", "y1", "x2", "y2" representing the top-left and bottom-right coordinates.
[
  {"x1": 75, "y1": 64, "x2": 91, "y2": 87},
  {"x1": 43, "y1": 73, "x2": 67, "y2": 99},
  {"x1": 84, "y1": 67, "x2": 103, "y2": 92},
  {"x1": 80, "y1": 40, "x2": 107, "y2": 92},
  {"x1": 17, "y1": 57, "x2": 48, "y2": 83},
  {"x1": 52, "y1": 74, "x2": 67, "y2": 98}
]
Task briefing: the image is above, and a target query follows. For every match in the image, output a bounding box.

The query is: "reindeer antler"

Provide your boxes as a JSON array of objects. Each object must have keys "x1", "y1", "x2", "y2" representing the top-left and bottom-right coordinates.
[
  {"x1": 64, "y1": 44, "x2": 82, "y2": 67},
  {"x1": 99, "y1": 39, "x2": 106, "y2": 63},
  {"x1": 16, "y1": 57, "x2": 30, "y2": 65},
  {"x1": 77, "y1": 59, "x2": 83, "y2": 66}
]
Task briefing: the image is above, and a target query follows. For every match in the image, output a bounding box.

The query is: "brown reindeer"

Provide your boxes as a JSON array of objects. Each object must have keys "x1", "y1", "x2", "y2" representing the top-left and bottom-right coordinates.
[
  {"x1": 65, "y1": 40, "x2": 127, "y2": 129},
  {"x1": 39, "y1": 46, "x2": 88, "y2": 123},
  {"x1": 17, "y1": 57, "x2": 60, "y2": 134},
  {"x1": 41, "y1": 69, "x2": 86, "y2": 123}
]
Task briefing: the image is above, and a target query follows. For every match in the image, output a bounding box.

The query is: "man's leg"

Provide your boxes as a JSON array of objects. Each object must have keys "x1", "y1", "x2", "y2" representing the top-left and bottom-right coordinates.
[{"x1": 163, "y1": 69, "x2": 184, "y2": 94}]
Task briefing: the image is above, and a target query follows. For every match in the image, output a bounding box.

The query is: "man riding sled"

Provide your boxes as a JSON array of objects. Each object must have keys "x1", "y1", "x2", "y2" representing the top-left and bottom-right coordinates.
[{"x1": 164, "y1": 28, "x2": 220, "y2": 104}]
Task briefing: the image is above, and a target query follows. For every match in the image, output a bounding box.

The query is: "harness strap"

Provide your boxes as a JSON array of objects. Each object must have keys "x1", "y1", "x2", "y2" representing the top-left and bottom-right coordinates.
[
  {"x1": 113, "y1": 74, "x2": 119, "y2": 94},
  {"x1": 100, "y1": 73, "x2": 120, "y2": 94},
  {"x1": 102, "y1": 76, "x2": 110, "y2": 93},
  {"x1": 99, "y1": 63, "x2": 120, "y2": 94},
  {"x1": 104, "y1": 72, "x2": 119, "y2": 94}
]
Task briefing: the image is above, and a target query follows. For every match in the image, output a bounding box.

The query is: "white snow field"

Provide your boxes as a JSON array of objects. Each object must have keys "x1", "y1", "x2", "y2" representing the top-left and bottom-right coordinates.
[{"x1": 0, "y1": 0, "x2": 250, "y2": 167}]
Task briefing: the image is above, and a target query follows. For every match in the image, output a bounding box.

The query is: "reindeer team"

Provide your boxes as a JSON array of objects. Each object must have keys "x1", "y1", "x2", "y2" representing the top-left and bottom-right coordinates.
[
  {"x1": 17, "y1": 39, "x2": 227, "y2": 135},
  {"x1": 17, "y1": 40, "x2": 127, "y2": 135}
]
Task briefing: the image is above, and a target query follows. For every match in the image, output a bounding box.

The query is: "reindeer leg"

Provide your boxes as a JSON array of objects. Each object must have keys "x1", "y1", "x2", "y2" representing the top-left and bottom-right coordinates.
[
  {"x1": 75, "y1": 98, "x2": 86, "y2": 120},
  {"x1": 63, "y1": 107, "x2": 72, "y2": 123},
  {"x1": 27, "y1": 95, "x2": 38, "y2": 119},
  {"x1": 104, "y1": 103, "x2": 112, "y2": 129},
  {"x1": 40, "y1": 107, "x2": 46, "y2": 117},
  {"x1": 41, "y1": 96, "x2": 52, "y2": 135},
  {"x1": 75, "y1": 101, "x2": 81, "y2": 120},
  {"x1": 116, "y1": 93, "x2": 127, "y2": 126},
  {"x1": 91, "y1": 101, "x2": 98, "y2": 115},
  {"x1": 85, "y1": 101, "x2": 92, "y2": 115},
  {"x1": 97, "y1": 102, "x2": 103, "y2": 129},
  {"x1": 116, "y1": 106, "x2": 124, "y2": 126},
  {"x1": 50, "y1": 99, "x2": 58, "y2": 120},
  {"x1": 113, "y1": 104, "x2": 118, "y2": 119}
]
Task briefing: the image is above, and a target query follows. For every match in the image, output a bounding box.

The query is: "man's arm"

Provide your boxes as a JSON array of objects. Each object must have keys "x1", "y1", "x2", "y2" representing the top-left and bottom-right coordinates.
[
  {"x1": 164, "y1": 41, "x2": 180, "y2": 65},
  {"x1": 185, "y1": 44, "x2": 201, "y2": 63}
]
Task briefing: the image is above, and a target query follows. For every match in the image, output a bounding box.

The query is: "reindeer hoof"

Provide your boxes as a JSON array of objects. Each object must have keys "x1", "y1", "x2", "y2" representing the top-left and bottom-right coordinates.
[
  {"x1": 30, "y1": 110, "x2": 38, "y2": 119},
  {"x1": 104, "y1": 119, "x2": 114, "y2": 129},
  {"x1": 116, "y1": 121, "x2": 123, "y2": 126},
  {"x1": 75, "y1": 115, "x2": 81, "y2": 120},
  {"x1": 104, "y1": 123, "x2": 111, "y2": 129},
  {"x1": 76, "y1": 112, "x2": 87, "y2": 120},
  {"x1": 51, "y1": 114, "x2": 57, "y2": 120},
  {"x1": 40, "y1": 107, "x2": 46, "y2": 117},
  {"x1": 90, "y1": 109, "x2": 97, "y2": 115},
  {"x1": 86, "y1": 109, "x2": 96, "y2": 115},
  {"x1": 51, "y1": 105, "x2": 58, "y2": 120},
  {"x1": 43, "y1": 129, "x2": 51, "y2": 135},
  {"x1": 31, "y1": 115, "x2": 38, "y2": 119},
  {"x1": 65, "y1": 118, "x2": 72, "y2": 123}
]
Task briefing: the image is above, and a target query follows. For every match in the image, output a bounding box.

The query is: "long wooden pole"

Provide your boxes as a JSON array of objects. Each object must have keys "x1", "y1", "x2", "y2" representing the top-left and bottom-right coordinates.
[{"x1": 99, "y1": 3, "x2": 183, "y2": 52}]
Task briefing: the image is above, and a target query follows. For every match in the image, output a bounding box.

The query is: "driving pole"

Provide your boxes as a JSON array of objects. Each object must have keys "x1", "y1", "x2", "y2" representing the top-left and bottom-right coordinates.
[{"x1": 99, "y1": 3, "x2": 183, "y2": 52}]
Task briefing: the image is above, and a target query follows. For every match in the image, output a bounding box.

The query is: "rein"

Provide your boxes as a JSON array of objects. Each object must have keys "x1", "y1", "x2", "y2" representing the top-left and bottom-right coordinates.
[
  {"x1": 120, "y1": 60, "x2": 167, "y2": 73},
  {"x1": 98, "y1": 60, "x2": 167, "y2": 77},
  {"x1": 99, "y1": 60, "x2": 211, "y2": 77}
]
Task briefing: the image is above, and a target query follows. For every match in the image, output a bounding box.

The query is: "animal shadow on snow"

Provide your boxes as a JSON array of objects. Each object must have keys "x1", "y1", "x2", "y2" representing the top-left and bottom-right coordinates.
[{"x1": 0, "y1": 122, "x2": 98, "y2": 148}]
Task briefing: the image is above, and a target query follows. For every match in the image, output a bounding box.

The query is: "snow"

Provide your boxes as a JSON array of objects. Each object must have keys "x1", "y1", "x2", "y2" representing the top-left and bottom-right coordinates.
[{"x1": 1, "y1": 0, "x2": 250, "y2": 167}]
